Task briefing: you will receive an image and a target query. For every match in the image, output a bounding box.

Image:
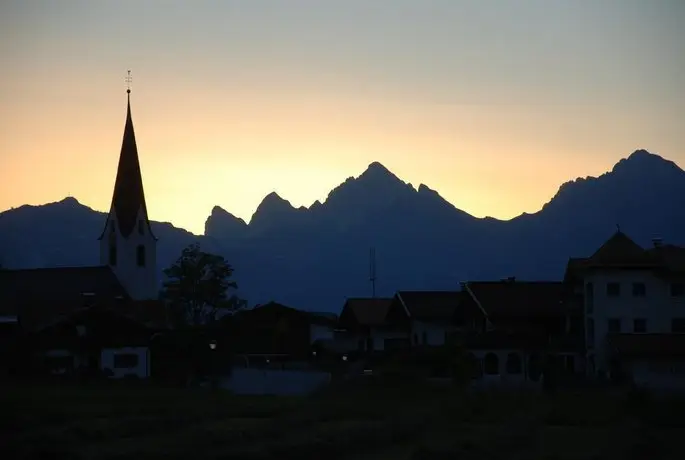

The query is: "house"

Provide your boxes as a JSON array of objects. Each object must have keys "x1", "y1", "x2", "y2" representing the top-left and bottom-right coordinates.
[
  {"x1": 394, "y1": 291, "x2": 461, "y2": 347},
  {"x1": 29, "y1": 305, "x2": 161, "y2": 379},
  {"x1": 225, "y1": 302, "x2": 337, "y2": 362},
  {"x1": 335, "y1": 292, "x2": 461, "y2": 353},
  {"x1": 564, "y1": 230, "x2": 685, "y2": 390},
  {"x1": 459, "y1": 279, "x2": 584, "y2": 384},
  {"x1": 0, "y1": 85, "x2": 168, "y2": 379},
  {"x1": 335, "y1": 297, "x2": 400, "y2": 352}
]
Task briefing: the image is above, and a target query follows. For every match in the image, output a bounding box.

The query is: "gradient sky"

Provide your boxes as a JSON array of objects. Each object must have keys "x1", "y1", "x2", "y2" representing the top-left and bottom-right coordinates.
[{"x1": 1, "y1": 0, "x2": 684, "y2": 235}]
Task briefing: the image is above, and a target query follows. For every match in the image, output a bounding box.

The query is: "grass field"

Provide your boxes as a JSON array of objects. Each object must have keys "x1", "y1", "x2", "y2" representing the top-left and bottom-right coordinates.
[{"x1": 2, "y1": 380, "x2": 684, "y2": 459}]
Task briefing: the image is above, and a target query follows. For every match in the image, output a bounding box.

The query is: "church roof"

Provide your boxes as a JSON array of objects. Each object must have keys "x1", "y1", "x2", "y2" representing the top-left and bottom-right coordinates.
[{"x1": 99, "y1": 91, "x2": 156, "y2": 240}]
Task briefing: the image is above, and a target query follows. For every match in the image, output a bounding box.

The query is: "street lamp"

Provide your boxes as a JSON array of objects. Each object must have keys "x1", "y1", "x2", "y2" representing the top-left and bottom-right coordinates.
[
  {"x1": 209, "y1": 340, "x2": 217, "y2": 350},
  {"x1": 342, "y1": 355, "x2": 348, "y2": 361}
]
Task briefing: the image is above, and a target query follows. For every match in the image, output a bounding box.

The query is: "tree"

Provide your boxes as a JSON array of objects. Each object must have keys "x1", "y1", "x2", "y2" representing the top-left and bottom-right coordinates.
[{"x1": 160, "y1": 243, "x2": 246, "y2": 326}]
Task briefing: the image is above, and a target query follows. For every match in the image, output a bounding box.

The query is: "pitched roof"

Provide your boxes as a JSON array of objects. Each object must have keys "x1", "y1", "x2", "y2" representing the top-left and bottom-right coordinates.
[
  {"x1": 646, "y1": 244, "x2": 685, "y2": 273},
  {"x1": 463, "y1": 280, "x2": 564, "y2": 317},
  {"x1": 396, "y1": 290, "x2": 460, "y2": 322},
  {"x1": 565, "y1": 232, "x2": 685, "y2": 279},
  {"x1": 585, "y1": 231, "x2": 655, "y2": 268},
  {"x1": 341, "y1": 298, "x2": 393, "y2": 326},
  {"x1": 608, "y1": 333, "x2": 685, "y2": 357},
  {"x1": 98, "y1": 92, "x2": 156, "y2": 240},
  {"x1": 0, "y1": 266, "x2": 130, "y2": 329}
]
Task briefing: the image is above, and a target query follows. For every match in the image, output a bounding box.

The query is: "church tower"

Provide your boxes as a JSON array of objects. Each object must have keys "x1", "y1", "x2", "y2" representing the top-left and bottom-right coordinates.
[{"x1": 98, "y1": 74, "x2": 158, "y2": 300}]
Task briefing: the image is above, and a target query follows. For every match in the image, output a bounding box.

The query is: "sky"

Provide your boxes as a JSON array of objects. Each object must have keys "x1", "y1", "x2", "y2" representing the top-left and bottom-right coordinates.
[{"x1": 1, "y1": 0, "x2": 684, "y2": 235}]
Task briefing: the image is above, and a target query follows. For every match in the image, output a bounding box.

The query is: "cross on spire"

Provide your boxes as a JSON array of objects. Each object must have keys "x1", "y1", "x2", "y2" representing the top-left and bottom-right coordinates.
[{"x1": 125, "y1": 70, "x2": 132, "y2": 94}]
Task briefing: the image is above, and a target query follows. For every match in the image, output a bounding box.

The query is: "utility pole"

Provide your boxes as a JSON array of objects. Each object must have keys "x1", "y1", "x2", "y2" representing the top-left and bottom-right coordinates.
[{"x1": 369, "y1": 247, "x2": 377, "y2": 298}]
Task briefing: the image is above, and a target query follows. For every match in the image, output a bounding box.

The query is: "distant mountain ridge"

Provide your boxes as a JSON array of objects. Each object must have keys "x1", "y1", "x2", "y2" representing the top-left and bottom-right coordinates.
[{"x1": 2, "y1": 149, "x2": 684, "y2": 312}]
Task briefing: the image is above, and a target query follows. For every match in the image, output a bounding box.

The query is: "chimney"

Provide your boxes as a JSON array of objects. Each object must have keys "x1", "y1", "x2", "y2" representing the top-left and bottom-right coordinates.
[{"x1": 652, "y1": 238, "x2": 663, "y2": 248}]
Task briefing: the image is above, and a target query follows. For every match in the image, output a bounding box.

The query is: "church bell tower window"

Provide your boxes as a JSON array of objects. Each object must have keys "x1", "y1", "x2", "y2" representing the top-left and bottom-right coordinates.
[
  {"x1": 136, "y1": 245, "x2": 146, "y2": 267},
  {"x1": 109, "y1": 244, "x2": 117, "y2": 266}
]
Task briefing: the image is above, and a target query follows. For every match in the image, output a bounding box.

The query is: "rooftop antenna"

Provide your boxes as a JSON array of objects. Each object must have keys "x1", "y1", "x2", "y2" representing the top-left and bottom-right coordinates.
[
  {"x1": 125, "y1": 69, "x2": 132, "y2": 94},
  {"x1": 369, "y1": 247, "x2": 377, "y2": 298}
]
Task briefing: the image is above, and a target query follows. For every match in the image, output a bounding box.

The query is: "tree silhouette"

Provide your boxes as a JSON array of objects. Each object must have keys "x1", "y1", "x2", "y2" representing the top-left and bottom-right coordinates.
[{"x1": 161, "y1": 243, "x2": 246, "y2": 326}]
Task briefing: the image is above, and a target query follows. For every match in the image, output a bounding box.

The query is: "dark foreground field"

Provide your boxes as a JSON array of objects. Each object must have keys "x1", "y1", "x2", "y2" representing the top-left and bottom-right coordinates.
[{"x1": 2, "y1": 381, "x2": 684, "y2": 460}]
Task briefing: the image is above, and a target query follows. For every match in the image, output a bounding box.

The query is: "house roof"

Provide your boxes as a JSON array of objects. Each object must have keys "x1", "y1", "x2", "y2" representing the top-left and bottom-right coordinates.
[
  {"x1": 0, "y1": 266, "x2": 132, "y2": 330},
  {"x1": 396, "y1": 291, "x2": 461, "y2": 322},
  {"x1": 235, "y1": 302, "x2": 336, "y2": 326},
  {"x1": 340, "y1": 298, "x2": 393, "y2": 326},
  {"x1": 608, "y1": 333, "x2": 685, "y2": 357},
  {"x1": 98, "y1": 91, "x2": 156, "y2": 240},
  {"x1": 564, "y1": 231, "x2": 685, "y2": 280},
  {"x1": 587, "y1": 230, "x2": 655, "y2": 268},
  {"x1": 463, "y1": 280, "x2": 565, "y2": 317}
]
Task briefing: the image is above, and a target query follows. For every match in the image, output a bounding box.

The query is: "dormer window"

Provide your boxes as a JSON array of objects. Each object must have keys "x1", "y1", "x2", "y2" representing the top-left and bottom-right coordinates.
[
  {"x1": 136, "y1": 245, "x2": 145, "y2": 267},
  {"x1": 138, "y1": 219, "x2": 144, "y2": 235}
]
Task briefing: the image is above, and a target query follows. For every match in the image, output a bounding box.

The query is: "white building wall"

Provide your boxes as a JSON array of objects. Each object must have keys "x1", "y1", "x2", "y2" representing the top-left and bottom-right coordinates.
[
  {"x1": 369, "y1": 328, "x2": 410, "y2": 350},
  {"x1": 100, "y1": 346, "x2": 150, "y2": 379},
  {"x1": 99, "y1": 208, "x2": 158, "y2": 300},
  {"x1": 584, "y1": 269, "x2": 685, "y2": 375},
  {"x1": 411, "y1": 321, "x2": 450, "y2": 346},
  {"x1": 310, "y1": 324, "x2": 334, "y2": 343}
]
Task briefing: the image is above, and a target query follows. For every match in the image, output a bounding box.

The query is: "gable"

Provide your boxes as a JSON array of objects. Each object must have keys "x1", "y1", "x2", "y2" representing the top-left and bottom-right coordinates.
[{"x1": 465, "y1": 281, "x2": 564, "y2": 318}]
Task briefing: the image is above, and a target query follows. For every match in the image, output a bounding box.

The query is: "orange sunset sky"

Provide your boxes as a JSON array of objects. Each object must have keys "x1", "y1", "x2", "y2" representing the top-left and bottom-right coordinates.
[{"x1": 1, "y1": 0, "x2": 684, "y2": 235}]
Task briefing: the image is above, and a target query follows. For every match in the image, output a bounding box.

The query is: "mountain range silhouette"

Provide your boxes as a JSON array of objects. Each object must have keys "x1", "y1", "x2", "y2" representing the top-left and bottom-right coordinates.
[{"x1": 1, "y1": 149, "x2": 684, "y2": 312}]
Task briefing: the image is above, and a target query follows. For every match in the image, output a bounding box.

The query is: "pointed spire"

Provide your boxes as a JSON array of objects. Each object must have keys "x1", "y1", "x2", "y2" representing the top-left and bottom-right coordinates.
[{"x1": 99, "y1": 77, "x2": 156, "y2": 240}]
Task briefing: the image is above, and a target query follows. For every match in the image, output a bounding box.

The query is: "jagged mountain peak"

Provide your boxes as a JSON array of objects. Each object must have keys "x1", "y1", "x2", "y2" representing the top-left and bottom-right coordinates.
[{"x1": 612, "y1": 149, "x2": 681, "y2": 174}]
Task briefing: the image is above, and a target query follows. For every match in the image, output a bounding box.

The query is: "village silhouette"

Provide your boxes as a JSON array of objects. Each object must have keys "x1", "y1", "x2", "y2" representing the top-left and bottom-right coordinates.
[{"x1": 2, "y1": 78, "x2": 685, "y2": 459}]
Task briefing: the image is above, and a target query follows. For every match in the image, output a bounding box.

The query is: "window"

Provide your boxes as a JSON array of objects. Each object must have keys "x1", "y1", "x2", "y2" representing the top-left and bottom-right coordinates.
[
  {"x1": 109, "y1": 244, "x2": 117, "y2": 266},
  {"x1": 606, "y1": 283, "x2": 620, "y2": 297},
  {"x1": 585, "y1": 282, "x2": 594, "y2": 313},
  {"x1": 113, "y1": 353, "x2": 138, "y2": 369},
  {"x1": 672, "y1": 318, "x2": 685, "y2": 334},
  {"x1": 671, "y1": 283, "x2": 685, "y2": 297},
  {"x1": 607, "y1": 318, "x2": 621, "y2": 333},
  {"x1": 632, "y1": 283, "x2": 646, "y2": 297},
  {"x1": 633, "y1": 318, "x2": 647, "y2": 333},
  {"x1": 586, "y1": 318, "x2": 595, "y2": 347},
  {"x1": 505, "y1": 353, "x2": 522, "y2": 374},
  {"x1": 564, "y1": 355, "x2": 575, "y2": 374},
  {"x1": 136, "y1": 245, "x2": 145, "y2": 267},
  {"x1": 483, "y1": 353, "x2": 499, "y2": 375},
  {"x1": 138, "y1": 219, "x2": 144, "y2": 235}
]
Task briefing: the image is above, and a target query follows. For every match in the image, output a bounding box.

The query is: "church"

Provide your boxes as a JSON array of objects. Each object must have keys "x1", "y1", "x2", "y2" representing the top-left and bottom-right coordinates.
[{"x1": 0, "y1": 80, "x2": 168, "y2": 378}]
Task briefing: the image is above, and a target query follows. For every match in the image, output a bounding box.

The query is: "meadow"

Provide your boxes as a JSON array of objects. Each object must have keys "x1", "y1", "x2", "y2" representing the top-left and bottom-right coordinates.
[{"x1": 3, "y1": 380, "x2": 684, "y2": 460}]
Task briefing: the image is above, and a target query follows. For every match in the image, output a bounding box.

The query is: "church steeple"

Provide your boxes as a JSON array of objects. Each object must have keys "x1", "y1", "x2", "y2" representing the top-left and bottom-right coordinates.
[
  {"x1": 99, "y1": 71, "x2": 159, "y2": 301},
  {"x1": 99, "y1": 76, "x2": 156, "y2": 240}
]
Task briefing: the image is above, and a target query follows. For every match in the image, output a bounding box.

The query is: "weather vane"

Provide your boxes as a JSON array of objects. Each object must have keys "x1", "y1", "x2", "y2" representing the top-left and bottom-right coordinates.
[{"x1": 125, "y1": 70, "x2": 132, "y2": 94}]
